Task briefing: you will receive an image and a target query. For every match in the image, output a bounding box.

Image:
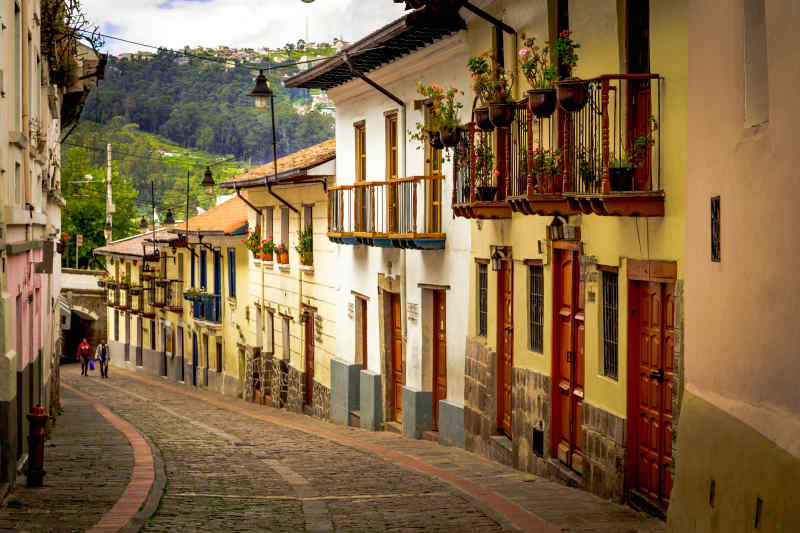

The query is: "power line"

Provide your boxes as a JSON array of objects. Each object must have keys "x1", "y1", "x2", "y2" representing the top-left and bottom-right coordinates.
[
  {"x1": 62, "y1": 140, "x2": 247, "y2": 169},
  {"x1": 80, "y1": 31, "x2": 336, "y2": 72}
]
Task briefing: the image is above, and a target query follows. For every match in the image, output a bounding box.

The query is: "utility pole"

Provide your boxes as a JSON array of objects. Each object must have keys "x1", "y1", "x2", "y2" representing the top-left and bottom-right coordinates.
[{"x1": 104, "y1": 144, "x2": 115, "y2": 244}]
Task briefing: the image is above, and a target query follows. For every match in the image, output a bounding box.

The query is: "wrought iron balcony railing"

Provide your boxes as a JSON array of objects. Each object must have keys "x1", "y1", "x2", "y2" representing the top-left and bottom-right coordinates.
[
  {"x1": 328, "y1": 175, "x2": 445, "y2": 249},
  {"x1": 192, "y1": 294, "x2": 222, "y2": 324},
  {"x1": 153, "y1": 279, "x2": 167, "y2": 308},
  {"x1": 167, "y1": 280, "x2": 184, "y2": 312}
]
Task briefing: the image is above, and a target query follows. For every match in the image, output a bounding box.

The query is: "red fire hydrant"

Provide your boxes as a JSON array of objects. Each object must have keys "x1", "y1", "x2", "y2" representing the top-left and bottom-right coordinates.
[{"x1": 26, "y1": 404, "x2": 49, "y2": 487}]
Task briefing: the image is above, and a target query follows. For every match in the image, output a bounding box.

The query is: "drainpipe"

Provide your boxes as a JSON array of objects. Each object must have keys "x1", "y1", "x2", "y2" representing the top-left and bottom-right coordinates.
[{"x1": 342, "y1": 53, "x2": 410, "y2": 365}]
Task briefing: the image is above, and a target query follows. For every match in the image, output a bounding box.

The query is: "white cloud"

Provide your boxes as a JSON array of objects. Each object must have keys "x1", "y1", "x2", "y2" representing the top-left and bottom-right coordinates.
[{"x1": 82, "y1": 0, "x2": 408, "y2": 55}]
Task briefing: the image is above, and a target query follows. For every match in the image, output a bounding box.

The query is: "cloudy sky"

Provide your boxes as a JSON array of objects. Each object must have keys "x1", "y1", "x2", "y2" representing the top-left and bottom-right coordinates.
[{"x1": 83, "y1": 0, "x2": 408, "y2": 55}]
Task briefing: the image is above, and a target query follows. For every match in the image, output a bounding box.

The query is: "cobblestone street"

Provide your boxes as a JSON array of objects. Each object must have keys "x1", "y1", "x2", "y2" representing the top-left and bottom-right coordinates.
[{"x1": 3, "y1": 365, "x2": 665, "y2": 532}]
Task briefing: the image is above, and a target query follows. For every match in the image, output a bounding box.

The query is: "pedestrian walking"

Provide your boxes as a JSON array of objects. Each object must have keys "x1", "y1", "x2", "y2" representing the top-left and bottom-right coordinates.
[
  {"x1": 77, "y1": 338, "x2": 92, "y2": 376},
  {"x1": 96, "y1": 339, "x2": 110, "y2": 378}
]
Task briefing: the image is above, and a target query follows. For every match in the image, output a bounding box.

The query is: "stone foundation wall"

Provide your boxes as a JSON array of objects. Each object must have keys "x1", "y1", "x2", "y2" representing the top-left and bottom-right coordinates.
[
  {"x1": 464, "y1": 336, "x2": 498, "y2": 458},
  {"x1": 312, "y1": 381, "x2": 330, "y2": 420},
  {"x1": 271, "y1": 358, "x2": 289, "y2": 408},
  {"x1": 285, "y1": 364, "x2": 305, "y2": 414},
  {"x1": 581, "y1": 402, "x2": 626, "y2": 501},
  {"x1": 511, "y1": 367, "x2": 552, "y2": 477}
]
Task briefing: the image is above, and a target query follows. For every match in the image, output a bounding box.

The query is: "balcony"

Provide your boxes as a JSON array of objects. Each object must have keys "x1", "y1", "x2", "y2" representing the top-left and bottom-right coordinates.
[
  {"x1": 153, "y1": 280, "x2": 167, "y2": 308},
  {"x1": 452, "y1": 124, "x2": 513, "y2": 220},
  {"x1": 327, "y1": 176, "x2": 445, "y2": 249},
  {"x1": 192, "y1": 294, "x2": 222, "y2": 325},
  {"x1": 167, "y1": 280, "x2": 184, "y2": 313},
  {"x1": 507, "y1": 74, "x2": 664, "y2": 217},
  {"x1": 106, "y1": 282, "x2": 118, "y2": 307},
  {"x1": 129, "y1": 286, "x2": 142, "y2": 314},
  {"x1": 142, "y1": 285, "x2": 155, "y2": 319}
]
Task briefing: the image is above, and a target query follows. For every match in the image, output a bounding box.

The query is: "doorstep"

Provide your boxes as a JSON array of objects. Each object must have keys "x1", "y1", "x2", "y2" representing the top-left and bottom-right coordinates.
[
  {"x1": 383, "y1": 421, "x2": 402, "y2": 434},
  {"x1": 422, "y1": 430, "x2": 439, "y2": 443},
  {"x1": 489, "y1": 435, "x2": 513, "y2": 466},
  {"x1": 348, "y1": 410, "x2": 360, "y2": 428},
  {"x1": 546, "y1": 458, "x2": 583, "y2": 488}
]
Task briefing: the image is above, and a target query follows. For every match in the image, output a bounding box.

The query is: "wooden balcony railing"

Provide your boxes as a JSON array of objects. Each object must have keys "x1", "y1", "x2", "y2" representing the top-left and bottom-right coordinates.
[
  {"x1": 142, "y1": 279, "x2": 155, "y2": 318},
  {"x1": 167, "y1": 280, "x2": 184, "y2": 312},
  {"x1": 327, "y1": 175, "x2": 445, "y2": 249},
  {"x1": 129, "y1": 287, "x2": 142, "y2": 314},
  {"x1": 507, "y1": 73, "x2": 664, "y2": 217},
  {"x1": 153, "y1": 280, "x2": 167, "y2": 308}
]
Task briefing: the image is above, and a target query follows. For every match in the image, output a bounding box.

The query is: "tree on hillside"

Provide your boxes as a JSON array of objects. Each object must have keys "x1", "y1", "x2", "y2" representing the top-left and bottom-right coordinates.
[{"x1": 61, "y1": 147, "x2": 138, "y2": 269}]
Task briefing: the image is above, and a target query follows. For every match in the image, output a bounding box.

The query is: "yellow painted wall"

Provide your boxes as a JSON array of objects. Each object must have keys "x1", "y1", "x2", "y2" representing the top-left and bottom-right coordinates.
[{"x1": 465, "y1": 0, "x2": 687, "y2": 420}]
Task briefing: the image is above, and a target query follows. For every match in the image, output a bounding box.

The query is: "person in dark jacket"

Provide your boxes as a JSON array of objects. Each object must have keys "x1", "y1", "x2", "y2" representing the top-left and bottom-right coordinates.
[
  {"x1": 77, "y1": 339, "x2": 92, "y2": 376},
  {"x1": 95, "y1": 340, "x2": 110, "y2": 378}
]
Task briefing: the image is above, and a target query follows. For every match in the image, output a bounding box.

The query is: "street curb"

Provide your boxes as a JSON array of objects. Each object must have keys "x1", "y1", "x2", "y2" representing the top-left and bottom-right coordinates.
[
  {"x1": 62, "y1": 383, "x2": 161, "y2": 533},
  {"x1": 118, "y1": 431, "x2": 166, "y2": 533}
]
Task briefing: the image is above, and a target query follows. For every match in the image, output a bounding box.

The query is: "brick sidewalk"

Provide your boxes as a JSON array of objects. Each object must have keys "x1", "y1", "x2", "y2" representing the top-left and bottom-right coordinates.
[
  {"x1": 62, "y1": 365, "x2": 665, "y2": 533},
  {"x1": 0, "y1": 386, "x2": 135, "y2": 533}
]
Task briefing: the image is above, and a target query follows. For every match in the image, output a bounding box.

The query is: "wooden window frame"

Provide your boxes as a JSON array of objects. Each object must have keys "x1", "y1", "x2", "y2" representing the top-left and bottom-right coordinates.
[
  {"x1": 385, "y1": 112, "x2": 399, "y2": 180},
  {"x1": 354, "y1": 120, "x2": 366, "y2": 182},
  {"x1": 264, "y1": 206, "x2": 274, "y2": 241},
  {"x1": 528, "y1": 263, "x2": 544, "y2": 353},
  {"x1": 477, "y1": 260, "x2": 489, "y2": 337},
  {"x1": 280, "y1": 207, "x2": 289, "y2": 249},
  {"x1": 601, "y1": 270, "x2": 619, "y2": 380},
  {"x1": 227, "y1": 248, "x2": 236, "y2": 298}
]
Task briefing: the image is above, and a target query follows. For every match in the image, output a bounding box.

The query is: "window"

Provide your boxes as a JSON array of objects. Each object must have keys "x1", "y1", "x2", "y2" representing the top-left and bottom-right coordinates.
[
  {"x1": 199, "y1": 250, "x2": 207, "y2": 288},
  {"x1": 477, "y1": 262, "x2": 488, "y2": 336},
  {"x1": 528, "y1": 264, "x2": 544, "y2": 353},
  {"x1": 424, "y1": 105, "x2": 442, "y2": 176},
  {"x1": 355, "y1": 121, "x2": 366, "y2": 181},
  {"x1": 266, "y1": 310, "x2": 274, "y2": 353},
  {"x1": 190, "y1": 251, "x2": 195, "y2": 287},
  {"x1": 126, "y1": 262, "x2": 131, "y2": 282},
  {"x1": 114, "y1": 309, "x2": 119, "y2": 341},
  {"x1": 355, "y1": 296, "x2": 368, "y2": 369},
  {"x1": 280, "y1": 207, "x2": 289, "y2": 249},
  {"x1": 744, "y1": 0, "x2": 769, "y2": 126},
  {"x1": 177, "y1": 253, "x2": 184, "y2": 284},
  {"x1": 203, "y1": 334, "x2": 209, "y2": 368},
  {"x1": 227, "y1": 248, "x2": 236, "y2": 298},
  {"x1": 602, "y1": 271, "x2": 619, "y2": 380},
  {"x1": 14, "y1": 163, "x2": 22, "y2": 206},
  {"x1": 711, "y1": 196, "x2": 721, "y2": 262},
  {"x1": 281, "y1": 315, "x2": 291, "y2": 361},
  {"x1": 216, "y1": 341, "x2": 223, "y2": 372},
  {"x1": 177, "y1": 326, "x2": 184, "y2": 357},
  {"x1": 424, "y1": 105, "x2": 442, "y2": 232},
  {"x1": 151, "y1": 319, "x2": 156, "y2": 350},
  {"x1": 385, "y1": 113, "x2": 398, "y2": 179},
  {"x1": 264, "y1": 206, "x2": 274, "y2": 241},
  {"x1": 303, "y1": 205, "x2": 313, "y2": 260}
]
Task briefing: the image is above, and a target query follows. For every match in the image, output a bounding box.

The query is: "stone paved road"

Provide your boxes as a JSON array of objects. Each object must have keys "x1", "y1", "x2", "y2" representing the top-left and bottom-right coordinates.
[
  {"x1": 58, "y1": 365, "x2": 665, "y2": 532},
  {"x1": 0, "y1": 386, "x2": 134, "y2": 533}
]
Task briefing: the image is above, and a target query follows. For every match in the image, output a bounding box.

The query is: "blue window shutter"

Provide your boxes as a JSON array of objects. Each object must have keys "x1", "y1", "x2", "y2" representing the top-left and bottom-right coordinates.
[
  {"x1": 191, "y1": 252, "x2": 195, "y2": 287},
  {"x1": 228, "y1": 248, "x2": 236, "y2": 298},
  {"x1": 200, "y1": 250, "x2": 207, "y2": 288}
]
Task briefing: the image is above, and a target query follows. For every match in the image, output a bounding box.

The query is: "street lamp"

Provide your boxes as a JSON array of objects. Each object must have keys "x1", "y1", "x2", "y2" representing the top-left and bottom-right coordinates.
[
  {"x1": 249, "y1": 70, "x2": 281, "y2": 184},
  {"x1": 491, "y1": 247, "x2": 503, "y2": 272},
  {"x1": 164, "y1": 208, "x2": 176, "y2": 225},
  {"x1": 201, "y1": 166, "x2": 216, "y2": 196},
  {"x1": 139, "y1": 216, "x2": 148, "y2": 231}
]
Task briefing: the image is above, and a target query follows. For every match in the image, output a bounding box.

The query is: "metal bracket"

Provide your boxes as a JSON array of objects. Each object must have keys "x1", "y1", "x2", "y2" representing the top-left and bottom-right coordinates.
[
  {"x1": 343, "y1": 52, "x2": 406, "y2": 109},
  {"x1": 267, "y1": 183, "x2": 298, "y2": 214}
]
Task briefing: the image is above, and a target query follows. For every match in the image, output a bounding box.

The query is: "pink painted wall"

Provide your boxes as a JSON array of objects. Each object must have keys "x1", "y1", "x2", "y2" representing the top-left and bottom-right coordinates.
[
  {"x1": 687, "y1": 0, "x2": 800, "y2": 455},
  {"x1": 6, "y1": 249, "x2": 43, "y2": 372}
]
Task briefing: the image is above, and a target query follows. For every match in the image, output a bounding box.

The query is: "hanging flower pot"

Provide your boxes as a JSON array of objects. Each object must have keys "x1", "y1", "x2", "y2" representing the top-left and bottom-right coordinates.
[
  {"x1": 488, "y1": 102, "x2": 515, "y2": 128},
  {"x1": 474, "y1": 107, "x2": 494, "y2": 132},
  {"x1": 427, "y1": 130, "x2": 445, "y2": 150},
  {"x1": 279, "y1": 251, "x2": 289, "y2": 264},
  {"x1": 527, "y1": 89, "x2": 557, "y2": 118},
  {"x1": 609, "y1": 167, "x2": 635, "y2": 191},
  {"x1": 439, "y1": 125, "x2": 461, "y2": 148},
  {"x1": 556, "y1": 80, "x2": 589, "y2": 112},
  {"x1": 476, "y1": 186, "x2": 498, "y2": 202}
]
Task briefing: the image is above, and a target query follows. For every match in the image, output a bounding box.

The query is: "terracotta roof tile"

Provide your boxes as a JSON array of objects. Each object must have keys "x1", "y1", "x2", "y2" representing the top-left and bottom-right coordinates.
[
  {"x1": 222, "y1": 138, "x2": 335, "y2": 187},
  {"x1": 181, "y1": 195, "x2": 249, "y2": 234},
  {"x1": 94, "y1": 229, "x2": 175, "y2": 258}
]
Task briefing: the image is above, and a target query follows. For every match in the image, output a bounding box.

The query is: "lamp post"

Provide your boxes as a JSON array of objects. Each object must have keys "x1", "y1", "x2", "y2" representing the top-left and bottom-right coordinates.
[{"x1": 249, "y1": 70, "x2": 280, "y2": 184}]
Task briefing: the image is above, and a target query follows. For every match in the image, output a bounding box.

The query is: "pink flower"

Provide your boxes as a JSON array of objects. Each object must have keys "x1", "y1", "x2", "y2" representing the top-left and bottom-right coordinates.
[
  {"x1": 492, "y1": 170, "x2": 500, "y2": 178},
  {"x1": 519, "y1": 49, "x2": 529, "y2": 57},
  {"x1": 471, "y1": 73, "x2": 478, "y2": 80}
]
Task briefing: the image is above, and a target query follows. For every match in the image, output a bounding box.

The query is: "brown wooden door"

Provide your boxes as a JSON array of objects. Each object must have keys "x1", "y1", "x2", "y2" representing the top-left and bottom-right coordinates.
[
  {"x1": 634, "y1": 282, "x2": 674, "y2": 506},
  {"x1": 304, "y1": 312, "x2": 314, "y2": 406},
  {"x1": 496, "y1": 260, "x2": 513, "y2": 437},
  {"x1": 432, "y1": 291, "x2": 447, "y2": 431},
  {"x1": 391, "y1": 293, "x2": 404, "y2": 422},
  {"x1": 552, "y1": 248, "x2": 585, "y2": 471}
]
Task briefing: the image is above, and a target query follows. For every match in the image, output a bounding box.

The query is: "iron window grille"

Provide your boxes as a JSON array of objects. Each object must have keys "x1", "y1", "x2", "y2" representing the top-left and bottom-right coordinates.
[
  {"x1": 528, "y1": 265, "x2": 544, "y2": 353},
  {"x1": 711, "y1": 196, "x2": 720, "y2": 262},
  {"x1": 478, "y1": 263, "x2": 488, "y2": 337},
  {"x1": 602, "y1": 271, "x2": 619, "y2": 380}
]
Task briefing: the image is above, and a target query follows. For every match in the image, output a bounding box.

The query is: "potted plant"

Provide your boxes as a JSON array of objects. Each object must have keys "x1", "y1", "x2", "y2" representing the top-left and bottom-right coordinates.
[
  {"x1": 260, "y1": 235, "x2": 274, "y2": 261},
  {"x1": 532, "y1": 148, "x2": 563, "y2": 193},
  {"x1": 183, "y1": 287, "x2": 202, "y2": 301},
  {"x1": 520, "y1": 35, "x2": 558, "y2": 118},
  {"x1": 473, "y1": 135, "x2": 497, "y2": 201},
  {"x1": 553, "y1": 30, "x2": 588, "y2": 112},
  {"x1": 608, "y1": 117, "x2": 657, "y2": 191},
  {"x1": 577, "y1": 147, "x2": 599, "y2": 192},
  {"x1": 275, "y1": 243, "x2": 289, "y2": 265},
  {"x1": 129, "y1": 283, "x2": 142, "y2": 295},
  {"x1": 410, "y1": 84, "x2": 464, "y2": 150},
  {"x1": 468, "y1": 56, "x2": 494, "y2": 132},
  {"x1": 120, "y1": 275, "x2": 130, "y2": 289},
  {"x1": 469, "y1": 55, "x2": 516, "y2": 129},
  {"x1": 295, "y1": 225, "x2": 313, "y2": 266},
  {"x1": 243, "y1": 225, "x2": 262, "y2": 258}
]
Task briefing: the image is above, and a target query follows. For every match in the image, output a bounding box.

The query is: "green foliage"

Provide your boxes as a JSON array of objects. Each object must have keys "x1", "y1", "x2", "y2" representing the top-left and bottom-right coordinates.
[
  {"x1": 519, "y1": 35, "x2": 557, "y2": 90},
  {"x1": 468, "y1": 55, "x2": 514, "y2": 104},
  {"x1": 60, "y1": 147, "x2": 137, "y2": 269},
  {"x1": 295, "y1": 225, "x2": 313, "y2": 266},
  {"x1": 81, "y1": 50, "x2": 334, "y2": 163}
]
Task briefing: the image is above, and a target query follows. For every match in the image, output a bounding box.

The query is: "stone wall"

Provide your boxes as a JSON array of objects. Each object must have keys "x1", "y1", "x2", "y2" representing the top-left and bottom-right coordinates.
[
  {"x1": 581, "y1": 402, "x2": 626, "y2": 501},
  {"x1": 312, "y1": 381, "x2": 330, "y2": 420},
  {"x1": 464, "y1": 336, "x2": 497, "y2": 459},
  {"x1": 511, "y1": 367, "x2": 552, "y2": 477},
  {"x1": 285, "y1": 365, "x2": 305, "y2": 414},
  {"x1": 271, "y1": 358, "x2": 290, "y2": 408}
]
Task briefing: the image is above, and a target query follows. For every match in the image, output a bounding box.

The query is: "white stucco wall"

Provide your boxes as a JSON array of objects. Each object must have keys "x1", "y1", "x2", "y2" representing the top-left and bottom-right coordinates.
[{"x1": 327, "y1": 33, "x2": 472, "y2": 405}]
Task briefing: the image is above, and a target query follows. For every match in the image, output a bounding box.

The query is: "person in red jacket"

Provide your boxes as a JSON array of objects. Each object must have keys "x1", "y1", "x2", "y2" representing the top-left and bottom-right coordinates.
[{"x1": 77, "y1": 338, "x2": 92, "y2": 376}]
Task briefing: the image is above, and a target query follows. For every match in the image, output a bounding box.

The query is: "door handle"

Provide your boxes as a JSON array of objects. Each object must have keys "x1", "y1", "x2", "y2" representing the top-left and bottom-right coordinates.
[
  {"x1": 649, "y1": 369, "x2": 665, "y2": 383},
  {"x1": 505, "y1": 326, "x2": 513, "y2": 333}
]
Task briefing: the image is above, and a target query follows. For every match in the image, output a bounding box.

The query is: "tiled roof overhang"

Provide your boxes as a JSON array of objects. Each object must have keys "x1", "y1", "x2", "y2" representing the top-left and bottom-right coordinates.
[{"x1": 284, "y1": 8, "x2": 465, "y2": 91}]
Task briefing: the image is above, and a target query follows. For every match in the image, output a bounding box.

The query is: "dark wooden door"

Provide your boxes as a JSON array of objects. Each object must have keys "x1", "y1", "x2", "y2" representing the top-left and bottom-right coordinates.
[
  {"x1": 125, "y1": 315, "x2": 131, "y2": 362},
  {"x1": 634, "y1": 282, "x2": 674, "y2": 506},
  {"x1": 496, "y1": 260, "x2": 513, "y2": 437},
  {"x1": 391, "y1": 293, "x2": 403, "y2": 422},
  {"x1": 192, "y1": 332, "x2": 198, "y2": 387},
  {"x1": 304, "y1": 312, "x2": 314, "y2": 406},
  {"x1": 552, "y1": 248, "x2": 585, "y2": 471},
  {"x1": 432, "y1": 291, "x2": 447, "y2": 431}
]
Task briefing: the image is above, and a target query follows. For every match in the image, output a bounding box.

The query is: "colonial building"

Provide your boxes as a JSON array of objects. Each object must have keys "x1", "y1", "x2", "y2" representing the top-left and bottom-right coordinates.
[
  {"x1": 669, "y1": 1, "x2": 800, "y2": 530},
  {"x1": 95, "y1": 197, "x2": 251, "y2": 398},
  {"x1": 220, "y1": 139, "x2": 337, "y2": 420},
  {"x1": 285, "y1": 7, "x2": 472, "y2": 443},
  {"x1": 0, "y1": 0, "x2": 103, "y2": 492}
]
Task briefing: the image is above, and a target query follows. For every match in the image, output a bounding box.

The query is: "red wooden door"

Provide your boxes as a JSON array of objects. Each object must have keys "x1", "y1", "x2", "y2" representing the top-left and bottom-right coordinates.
[
  {"x1": 391, "y1": 293, "x2": 404, "y2": 422},
  {"x1": 304, "y1": 312, "x2": 314, "y2": 406},
  {"x1": 552, "y1": 248, "x2": 585, "y2": 471},
  {"x1": 634, "y1": 282, "x2": 674, "y2": 506},
  {"x1": 496, "y1": 260, "x2": 513, "y2": 437},
  {"x1": 432, "y1": 291, "x2": 447, "y2": 431}
]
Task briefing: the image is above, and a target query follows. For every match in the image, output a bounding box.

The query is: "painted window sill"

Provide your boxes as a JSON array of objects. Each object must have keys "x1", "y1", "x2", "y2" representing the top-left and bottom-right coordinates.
[
  {"x1": 278, "y1": 264, "x2": 291, "y2": 273},
  {"x1": 299, "y1": 265, "x2": 314, "y2": 275}
]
